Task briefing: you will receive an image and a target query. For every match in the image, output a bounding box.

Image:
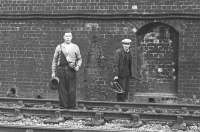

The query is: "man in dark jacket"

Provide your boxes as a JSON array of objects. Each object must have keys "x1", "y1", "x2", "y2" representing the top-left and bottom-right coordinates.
[{"x1": 113, "y1": 39, "x2": 136, "y2": 102}]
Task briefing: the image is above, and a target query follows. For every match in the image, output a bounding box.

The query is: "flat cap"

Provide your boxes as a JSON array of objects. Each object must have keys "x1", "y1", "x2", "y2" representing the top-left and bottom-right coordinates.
[{"x1": 121, "y1": 39, "x2": 132, "y2": 43}]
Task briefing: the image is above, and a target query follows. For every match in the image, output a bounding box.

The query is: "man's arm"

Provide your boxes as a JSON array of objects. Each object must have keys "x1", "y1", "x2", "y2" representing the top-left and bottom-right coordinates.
[
  {"x1": 74, "y1": 45, "x2": 82, "y2": 71},
  {"x1": 113, "y1": 49, "x2": 120, "y2": 79}
]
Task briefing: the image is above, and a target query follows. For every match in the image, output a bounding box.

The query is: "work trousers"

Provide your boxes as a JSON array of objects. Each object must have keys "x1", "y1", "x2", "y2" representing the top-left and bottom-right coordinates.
[
  {"x1": 57, "y1": 66, "x2": 76, "y2": 109},
  {"x1": 116, "y1": 76, "x2": 130, "y2": 102}
]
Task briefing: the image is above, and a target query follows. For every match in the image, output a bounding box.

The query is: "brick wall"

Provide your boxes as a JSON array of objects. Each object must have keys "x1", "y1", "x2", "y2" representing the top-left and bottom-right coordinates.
[
  {"x1": 0, "y1": 0, "x2": 200, "y2": 100},
  {"x1": 178, "y1": 20, "x2": 200, "y2": 98},
  {"x1": 0, "y1": 0, "x2": 200, "y2": 14}
]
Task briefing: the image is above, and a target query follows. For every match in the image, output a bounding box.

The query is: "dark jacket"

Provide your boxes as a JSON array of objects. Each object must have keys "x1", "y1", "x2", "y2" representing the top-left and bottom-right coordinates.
[{"x1": 113, "y1": 47, "x2": 139, "y2": 78}]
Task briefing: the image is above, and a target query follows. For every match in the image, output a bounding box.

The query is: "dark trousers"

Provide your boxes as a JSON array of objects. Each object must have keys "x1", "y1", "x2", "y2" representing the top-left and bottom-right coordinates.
[
  {"x1": 117, "y1": 76, "x2": 129, "y2": 102},
  {"x1": 57, "y1": 66, "x2": 76, "y2": 108}
]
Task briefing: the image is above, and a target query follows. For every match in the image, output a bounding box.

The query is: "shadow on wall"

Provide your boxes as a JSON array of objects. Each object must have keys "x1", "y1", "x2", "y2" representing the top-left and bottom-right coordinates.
[{"x1": 81, "y1": 31, "x2": 128, "y2": 101}]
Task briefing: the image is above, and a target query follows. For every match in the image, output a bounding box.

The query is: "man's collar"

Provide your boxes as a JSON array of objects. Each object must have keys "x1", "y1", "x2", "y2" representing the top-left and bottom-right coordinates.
[{"x1": 63, "y1": 42, "x2": 72, "y2": 45}]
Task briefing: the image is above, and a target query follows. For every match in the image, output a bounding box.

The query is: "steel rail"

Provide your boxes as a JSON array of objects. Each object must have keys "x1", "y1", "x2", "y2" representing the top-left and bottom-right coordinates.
[
  {"x1": 78, "y1": 100, "x2": 200, "y2": 111},
  {"x1": 0, "y1": 97, "x2": 199, "y2": 111},
  {"x1": 0, "y1": 97, "x2": 58, "y2": 104},
  {"x1": 0, "y1": 124, "x2": 128, "y2": 132},
  {"x1": 0, "y1": 107, "x2": 199, "y2": 122}
]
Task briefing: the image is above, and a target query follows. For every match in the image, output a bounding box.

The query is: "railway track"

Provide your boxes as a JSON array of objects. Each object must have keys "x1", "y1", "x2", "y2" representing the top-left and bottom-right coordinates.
[
  {"x1": 0, "y1": 106, "x2": 199, "y2": 122},
  {"x1": 78, "y1": 100, "x2": 200, "y2": 111},
  {"x1": 0, "y1": 125, "x2": 130, "y2": 132},
  {"x1": 0, "y1": 97, "x2": 199, "y2": 131},
  {"x1": 0, "y1": 97, "x2": 200, "y2": 111},
  {"x1": 0, "y1": 107, "x2": 197, "y2": 132},
  {"x1": 0, "y1": 97, "x2": 199, "y2": 122}
]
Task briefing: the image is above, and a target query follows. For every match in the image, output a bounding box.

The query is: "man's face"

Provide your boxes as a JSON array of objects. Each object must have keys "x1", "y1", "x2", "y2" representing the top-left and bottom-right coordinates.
[
  {"x1": 63, "y1": 32, "x2": 72, "y2": 43},
  {"x1": 122, "y1": 43, "x2": 130, "y2": 52}
]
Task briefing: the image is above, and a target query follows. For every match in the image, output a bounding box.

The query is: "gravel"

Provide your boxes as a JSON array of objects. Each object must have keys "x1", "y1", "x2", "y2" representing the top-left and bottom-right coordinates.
[{"x1": 0, "y1": 115, "x2": 199, "y2": 132}]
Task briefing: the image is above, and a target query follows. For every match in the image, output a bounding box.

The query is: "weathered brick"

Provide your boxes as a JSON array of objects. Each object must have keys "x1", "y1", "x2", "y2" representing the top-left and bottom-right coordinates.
[
  {"x1": 0, "y1": 1, "x2": 199, "y2": 101},
  {"x1": 0, "y1": 0, "x2": 199, "y2": 14}
]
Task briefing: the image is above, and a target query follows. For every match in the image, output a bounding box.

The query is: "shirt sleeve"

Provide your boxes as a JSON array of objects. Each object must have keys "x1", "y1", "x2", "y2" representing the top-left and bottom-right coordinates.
[
  {"x1": 75, "y1": 45, "x2": 82, "y2": 67},
  {"x1": 52, "y1": 46, "x2": 60, "y2": 75},
  {"x1": 113, "y1": 49, "x2": 120, "y2": 76}
]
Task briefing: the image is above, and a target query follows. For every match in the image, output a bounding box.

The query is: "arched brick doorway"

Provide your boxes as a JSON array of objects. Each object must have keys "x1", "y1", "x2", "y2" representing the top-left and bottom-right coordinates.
[{"x1": 134, "y1": 22, "x2": 179, "y2": 99}]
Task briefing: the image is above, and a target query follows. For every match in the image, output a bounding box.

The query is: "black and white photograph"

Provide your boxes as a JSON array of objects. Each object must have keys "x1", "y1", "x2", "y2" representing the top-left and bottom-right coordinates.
[{"x1": 0, "y1": 0, "x2": 199, "y2": 131}]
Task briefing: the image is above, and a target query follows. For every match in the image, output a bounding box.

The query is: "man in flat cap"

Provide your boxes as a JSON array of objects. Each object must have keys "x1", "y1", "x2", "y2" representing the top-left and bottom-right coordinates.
[{"x1": 113, "y1": 38, "x2": 135, "y2": 102}]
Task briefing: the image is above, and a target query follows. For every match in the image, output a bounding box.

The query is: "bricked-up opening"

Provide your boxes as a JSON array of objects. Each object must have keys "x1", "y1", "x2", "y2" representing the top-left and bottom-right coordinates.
[{"x1": 136, "y1": 22, "x2": 179, "y2": 95}]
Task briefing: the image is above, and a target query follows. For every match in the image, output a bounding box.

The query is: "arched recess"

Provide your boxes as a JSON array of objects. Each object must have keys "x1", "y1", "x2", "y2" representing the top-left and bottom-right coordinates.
[{"x1": 135, "y1": 22, "x2": 179, "y2": 95}]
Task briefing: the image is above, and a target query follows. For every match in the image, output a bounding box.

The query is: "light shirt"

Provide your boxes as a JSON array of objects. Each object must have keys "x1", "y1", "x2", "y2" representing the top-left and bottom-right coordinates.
[{"x1": 52, "y1": 42, "x2": 82, "y2": 74}]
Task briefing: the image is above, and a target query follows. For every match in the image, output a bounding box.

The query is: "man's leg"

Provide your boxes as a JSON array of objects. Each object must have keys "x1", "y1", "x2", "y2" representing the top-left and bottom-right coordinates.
[
  {"x1": 57, "y1": 67, "x2": 69, "y2": 108},
  {"x1": 67, "y1": 69, "x2": 77, "y2": 109},
  {"x1": 117, "y1": 77, "x2": 126, "y2": 102},
  {"x1": 117, "y1": 93, "x2": 124, "y2": 102},
  {"x1": 124, "y1": 77, "x2": 130, "y2": 101}
]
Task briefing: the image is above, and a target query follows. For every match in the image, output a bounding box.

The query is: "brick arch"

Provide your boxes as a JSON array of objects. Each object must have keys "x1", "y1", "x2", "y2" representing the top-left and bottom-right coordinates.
[
  {"x1": 136, "y1": 22, "x2": 179, "y2": 37},
  {"x1": 134, "y1": 22, "x2": 179, "y2": 96},
  {"x1": 160, "y1": 21, "x2": 185, "y2": 33}
]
